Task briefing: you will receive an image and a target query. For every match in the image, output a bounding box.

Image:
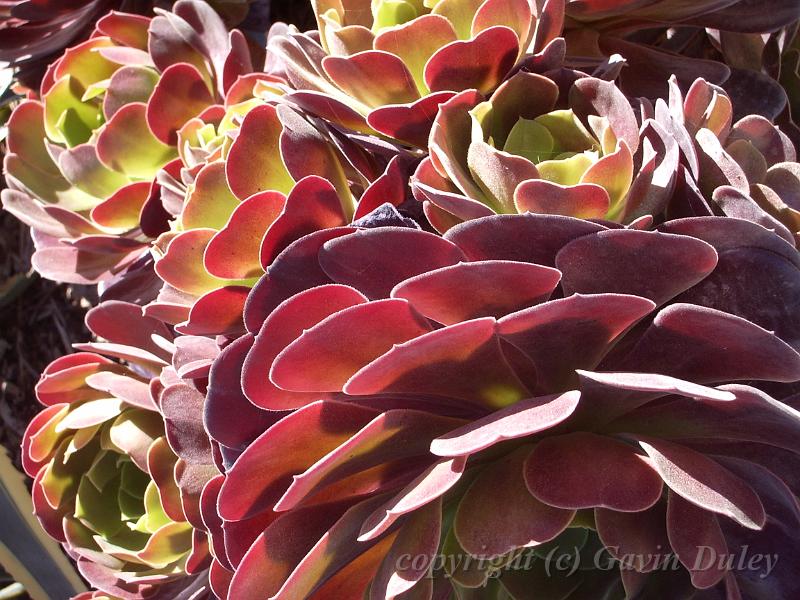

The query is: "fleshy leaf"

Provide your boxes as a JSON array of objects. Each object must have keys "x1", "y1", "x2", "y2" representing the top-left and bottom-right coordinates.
[{"x1": 524, "y1": 432, "x2": 663, "y2": 511}]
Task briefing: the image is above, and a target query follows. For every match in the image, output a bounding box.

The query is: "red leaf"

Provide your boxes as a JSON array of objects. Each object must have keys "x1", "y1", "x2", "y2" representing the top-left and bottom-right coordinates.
[{"x1": 524, "y1": 432, "x2": 663, "y2": 511}]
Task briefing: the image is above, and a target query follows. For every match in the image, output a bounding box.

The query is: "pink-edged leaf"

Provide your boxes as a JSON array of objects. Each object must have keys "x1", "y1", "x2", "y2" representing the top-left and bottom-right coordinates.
[
  {"x1": 580, "y1": 142, "x2": 634, "y2": 214},
  {"x1": 370, "y1": 499, "x2": 442, "y2": 600},
  {"x1": 414, "y1": 181, "x2": 496, "y2": 227},
  {"x1": 6, "y1": 101, "x2": 59, "y2": 175},
  {"x1": 172, "y1": 333, "x2": 219, "y2": 373},
  {"x1": 359, "y1": 457, "x2": 467, "y2": 541},
  {"x1": 107, "y1": 408, "x2": 164, "y2": 471},
  {"x1": 466, "y1": 141, "x2": 540, "y2": 213},
  {"x1": 712, "y1": 186, "x2": 795, "y2": 245},
  {"x1": 222, "y1": 29, "x2": 253, "y2": 93},
  {"x1": 1, "y1": 190, "x2": 73, "y2": 239},
  {"x1": 569, "y1": 370, "x2": 735, "y2": 429},
  {"x1": 424, "y1": 26, "x2": 519, "y2": 95},
  {"x1": 485, "y1": 71, "x2": 560, "y2": 147},
  {"x1": 181, "y1": 160, "x2": 241, "y2": 230},
  {"x1": 595, "y1": 502, "x2": 669, "y2": 573},
  {"x1": 373, "y1": 14, "x2": 457, "y2": 93},
  {"x1": 57, "y1": 143, "x2": 127, "y2": 199},
  {"x1": 524, "y1": 432, "x2": 663, "y2": 511},
  {"x1": 423, "y1": 199, "x2": 466, "y2": 233},
  {"x1": 667, "y1": 491, "x2": 728, "y2": 589},
  {"x1": 695, "y1": 128, "x2": 750, "y2": 196},
  {"x1": 556, "y1": 228, "x2": 718, "y2": 306},
  {"x1": 175, "y1": 286, "x2": 248, "y2": 336},
  {"x1": 323, "y1": 50, "x2": 420, "y2": 108},
  {"x1": 87, "y1": 298, "x2": 172, "y2": 359},
  {"x1": 260, "y1": 176, "x2": 347, "y2": 267},
  {"x1": 34, "y1": 362, "x2": 111, "y2": 409},
  {"x1": 243, "y1": 284, "x2": 367, "y2": 410},
  {"x1": 147, "y1": 437, "x2": 185, "y2": 522},
  {"x1": 268, "y1": 495, "x2": 397, "y2": 600},
  {"x1": 444, "y1": 212, "x2": 605, "y2": 265},
  {"x1": 497, "y1": 294, "x2": 655, "y2": 392},
  {"x1": 160, "y1": 383, "x2": 213, "y2": 465},
  {"x1": 532, "y1": 0, "x2": 565, "y2": 52},
  {"x1": 319, "y1": 227, "x2": 465, "y2": 299},
  {"x1": 70, "y1": 235, "x2": 144, "y2": 254},
  {"x1": 96, "y1": 102, "x2": 176, "y2": 179},
  {"x1": 146, "y1": 62, "x2": 214, "y2": 145},
  {"x1": 354, "y1": 156, "x2": 409, "y2": 221},
  {"x1": 32, "y1": 245, "x2": 138, "y2": 285},
  {"x1": 276, "y1": 105, "x2": 353, "y2": 206},
  {"x1": 275, "y1": 409, "x2": 464, "y2": 512},
  {"x1": 210, "y1": 560, "x2": 233, "y2": 599},
  {"x1": 204, "y1": 335, "x2": 283, "y2": 452},
  {"x1": 97, "y1": 46, "x2": 154, "y2": 68},
  {"x1": 659, "y1": 216, "x2": 800, "y2": 346},
  {"x1": 430, "y1": 391, "x2": 580, "y2": 457},
  {"x1": 284, "y1": 90, "x2": 372, "y2": 133},
  {"x1": 90, "y1": 181, "x2": 150, "y2": 230},
  {"x1": 367, "y1": 92, "x2": 456, "y2": 148},
  {"x1": 455, "y1": 446, "x2": 574, "y2": 557},
  {"x1": 569, "y1": 76, "x2": 640, "y2": 153},
  {"x1": 345, "y1": 318, "x2": 531, "y2": 408},
  {"x1": 243, "y1": 227, "x2": 355, "y2": 333},
  {"x1": 618, "y1": 303, "x2": 800, "y2": 384},
  {"x1": 228, "y1": 498, "x2": 355, "y2": 599},
  {"x1": 103, "y1": 65, "x2": 159, "y2": 119},
  {"x1": 428, "y1": 89, "x2": 486, "y2": 202},
  {"x1": 610, "y1": 384, "x2": 800, "y2": 459},
  {"x1": 515, "y1": 180, "x2": 610, "y2": 219},
  {"x1": 96, "y1": 11, "x2": 150, "y2": 50},
  {"x1": 730, "y1": 116, "x2": 796, "y2": 166},
  {"x1": 50, "y1": 398, "x2": 125, "y2": 433},
  {"x1": 155, "y1": 229, "x2": 228, "y2": 296},
  {"x1": 472, "y1": 0, "x2": 534, "y2": 42},
  {"x1": 84, "y1": 371, "x2": 155, "y2": 411},
  {"x1": 270, "y1": 298, "x2": 432, "y2": 393},
  {"x1": 205, "y1": 191, "x2": 285, "y2": 279},
  {"x1": 392, "y1": 260, "x2": 561, "y2": 324},
  {"x1": 226, "y1": 104, "x2": 294, "y2": 200},
  {"x1": 199, "y1": 475, "x2": 228, "y2": 568},
  {"x1": 218, "y1": 401, "x2": 381, "y2": 521},
  {"x1": 637, "y1": 437, "x2": 765, "y2": 530}
]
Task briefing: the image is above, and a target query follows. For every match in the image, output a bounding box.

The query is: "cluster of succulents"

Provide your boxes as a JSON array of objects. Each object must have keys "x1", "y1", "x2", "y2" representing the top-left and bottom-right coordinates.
[{"x1": 3, "y1": 0, "x2": 800, "y2": 598}]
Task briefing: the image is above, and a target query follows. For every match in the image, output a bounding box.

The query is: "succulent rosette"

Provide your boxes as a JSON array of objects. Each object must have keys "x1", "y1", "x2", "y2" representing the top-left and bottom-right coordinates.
[
  {"x1": 656, "y1": 77, "x2": 800, "y2": 244},
  {"x1": 199, "y1": 212, "x2": 800, "y2": 598},
  {"x1": 267, "y1": 0, "x2": 565, "y2": 147},
  {"x1": 561, "y1": 0, "x2": 800, "y2": 101},
  {"x1": 412, "y1": 71, "x2": 674, "y2": 230},
  {"x1": 146, "y1": 91, "x2": 424, "y2": 337},
  {"x1": 21, "y1": 300, "x2": 220, "y2": 599},
  {"x1": 0, "y1": 1, "x2": 261, "y2": 87},
  {"x1": 1, "y1": 0, "x2": 257, "y2": 286}
]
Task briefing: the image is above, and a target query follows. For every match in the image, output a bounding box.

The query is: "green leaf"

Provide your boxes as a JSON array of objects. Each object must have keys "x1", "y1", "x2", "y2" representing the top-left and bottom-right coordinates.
[{"x1": 503, "y1": 118, "x2": 554, "y2": 164}]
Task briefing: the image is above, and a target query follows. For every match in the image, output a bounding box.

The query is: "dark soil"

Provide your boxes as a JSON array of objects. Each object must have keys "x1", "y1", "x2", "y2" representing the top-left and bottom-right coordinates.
[{"x1": 0, "y1": 211, "x2": 92, "y2": 472}]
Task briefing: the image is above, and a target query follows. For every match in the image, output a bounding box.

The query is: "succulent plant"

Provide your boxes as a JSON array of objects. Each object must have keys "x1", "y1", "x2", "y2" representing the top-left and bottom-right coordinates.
[
  {"x1": 561, "y1": 0, "x2": 800, "y2": 102},
  {"x1": 657, "y1": 77, "x2": 800, "y2": 244},
  {"x1": 145, "y1": 89, "x2": 424, "y2": 337},
  {"x1": 201, "y1": 212, "x2": 800, "y2": 599},
  {"x1": 412, "y1": 72, "x2": 650, "y2": 229},
  {"x1": 22, "y1": 300, "x2": 218, "y2": 599},
  {"x1": 0, "y1": 0, "x2": 261, "y2": 88},
  {"x1": 267, "y1": 0, "x2": 565, "y2": 147},
  {"x1": 1, "y1": 0, "x2": 256, "y2": 286},
  {"x1": 3, "y1": 0, "x2": 800, "y2": 599}
]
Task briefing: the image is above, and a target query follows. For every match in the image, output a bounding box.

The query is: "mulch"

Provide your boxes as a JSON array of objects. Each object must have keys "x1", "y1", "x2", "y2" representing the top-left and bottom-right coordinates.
[{"x1": 0, "y1": 210, "x2": 93, "y2": 472}]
